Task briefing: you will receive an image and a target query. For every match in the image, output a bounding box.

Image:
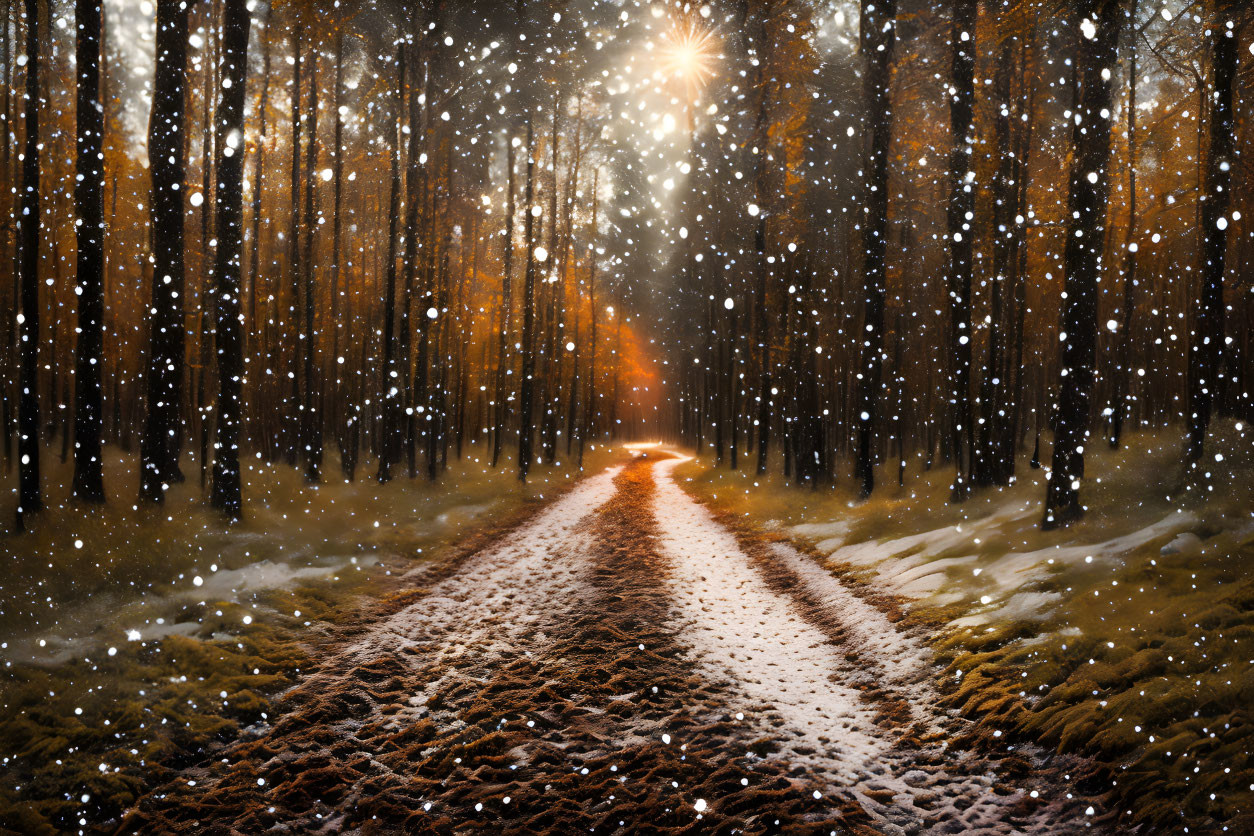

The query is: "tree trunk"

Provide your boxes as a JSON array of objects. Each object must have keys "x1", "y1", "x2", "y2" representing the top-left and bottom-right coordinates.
[
  {"x1": 330, "y1": 28, "x2": 348, "y2": 479},
  {"x1": 976, "y1": 35, "x2": 1016, "y2": 489},
  {"x1": 1186, "y1": 6, "x2": 1236, "y2": 463},
  {"x1": 139, "y1": 0, "x2": 189, "y2": 503},
  {"x1": 1043, "y1": 0, "x2": 1120, "y2": 529},
  {"x1": 208, "y1": 0, "x2": 249, "y2": 519},
  {"x1": 376, "y1": 48, "x2": 405, "y2": 484},
  {"x1": 285, "y1": 17, "x2": 302, "y2": 467},
  {"x1": 580, "y1": 169, "x2": 598, "y2": 469},
  {"x1": 2, "y1": 2, "x2": 15, "y2": 470},
  {"x1": 1110, "y1": 0, "x2": 1138, "y2": 448},
  {"x1": 401, "y1": 51, "x2": 427, "y2": 480},
  {"x1": 301, "y1": 35, "x2": 321, "y2": 483},
  {"x1": 853, "y1": 0, "x2": 897, "y2": 498},
  {"x1": 540, "y1": 92, "x2": 561, "y2": 463},
  {"x1": 71, "y1": 0, "x2": 106, "y2": 502},
  {"x1": 945, "y1": 0, "x2": 975, "y2": 500},
  {"x1": 517, "y1": 120, "x2": 538, "y2": 481},
  {"x1": 492, "y1": 137, "x2": 516, "y2": 468},
  {"x1": 247, "y1": 9, "x2": 269, "y2": 450},
  {"x1": 16, "y1": 0, "x2": 42, "y2": 528}
]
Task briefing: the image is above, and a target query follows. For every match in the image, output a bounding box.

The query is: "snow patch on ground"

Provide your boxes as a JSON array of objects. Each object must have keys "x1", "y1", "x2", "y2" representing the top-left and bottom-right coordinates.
[
  {"x1": 801, "y1": 496, "x2": 1197, "y2": 625},
  {"x1": 790, "y1": 519, "x2": 852, "y2": 552},
  {"x1": 651, "y1": 458, "x2": 885, "y2": 778},
  {"x1": 341, "y1": 466, "x2": 623, "y2": 707},
  {"x1": 767, "y1": 542, "x2": 931, "y2": 690},
  {"x1": 956, "y1": 510, "x2": 1198, "y2": 625},
  {"x1": 819, "y1": 499, "x2": 1032, "y2": 570},
  {"x1": 12, "y1": 554, "x2": 376, "y2": 666}
]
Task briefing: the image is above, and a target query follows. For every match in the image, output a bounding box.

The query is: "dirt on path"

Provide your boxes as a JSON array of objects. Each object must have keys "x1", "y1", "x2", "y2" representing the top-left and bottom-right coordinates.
[{"x1": 122, "y1": 452, "x2": 1105, "y2": 835}]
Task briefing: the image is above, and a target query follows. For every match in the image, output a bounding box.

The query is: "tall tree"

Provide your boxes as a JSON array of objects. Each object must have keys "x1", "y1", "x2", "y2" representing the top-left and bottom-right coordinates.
[
  {"x1": 517, "y1": 119, "x2": 539, "y2": 481},
  {"x1": 1109, "y1": 0, "x2": 1139, "y2": 449},
  {"x1": 284, "y1": 16, "x2": 303, "y2": 466},
  {"x1": 492, "y1": 136, "x2": 517, "y2": 468},
  {"x1": 376, "y1": 47, "x2": 405, "y2": 484},
  {"x1": 208, "y1": 0, "x2": 250, "y2": 518},
  {"x1": 72, "y1": 0, "x2": 106, "y2": 503},
  {"x1": 139, "y1": 0, "x2": 189, "y2": 502},
  {"x1": 16, "y1": 0, "x2": 41, "y2": 529},
  {"x1": 580, "y1": 166, "x2": 599, "y2": 469},
  {"x1": 401, "y1": 38, "x2": 426, "y2": 479},
  {"x1": 300, "y1": 27, "x2": 321, "y2": 483},
  {"x1": 329, "y1": 26, "x2": 348, "y2": 477},
  {"x1": 1186, "y1": 4, "x2": 1237, "y2": 463},
  {"x1": 1043, "y1": 0, "x2": 1121, "y2": 528},
  {"x1": 853, "y1": 0, "x2": 897, "y2": 498},
  {"x1": 946, "y1": 0, "x2": 976, "y2": 501},
  {"x1": 748, "y1": 4, "x2": 774, "y2": 477},
  {"x1": 247, "y1": 4, "x2": 270, "y2": 375},
  {"x1": 540, "y1": 90, "x2": 561, "y2": 464},
  {"x1": 1, "y1": 2, "x2": 14, "y2": 466}
]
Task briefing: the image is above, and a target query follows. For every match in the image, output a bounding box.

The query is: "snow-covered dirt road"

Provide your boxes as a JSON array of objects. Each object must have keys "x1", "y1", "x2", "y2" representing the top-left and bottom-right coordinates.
[{"x1": 124, "y1": 452, "x2": 1105, "y2": 835}]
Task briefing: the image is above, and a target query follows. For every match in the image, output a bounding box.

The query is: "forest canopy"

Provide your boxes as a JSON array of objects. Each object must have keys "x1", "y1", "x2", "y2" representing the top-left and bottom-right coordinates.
[{"x1": 0, "y1": 0, "x2": 1249, "y2": 526}]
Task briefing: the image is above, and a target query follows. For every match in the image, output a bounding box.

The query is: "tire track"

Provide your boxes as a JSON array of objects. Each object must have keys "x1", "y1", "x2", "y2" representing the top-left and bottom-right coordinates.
[
  {"x1": 120, "y1": 465, "x2": 622, "y2": 834},
  {"x1": 650, "y1": 454, "x2": 1105, "y2": 835},
  {"x1": 121, "y1": 454, "x2": 1105, "y2": 835}
]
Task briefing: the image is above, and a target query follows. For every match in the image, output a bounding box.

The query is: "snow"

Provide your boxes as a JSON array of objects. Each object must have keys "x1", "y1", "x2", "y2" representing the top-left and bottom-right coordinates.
[
  {"x1": 968, "y1": 510, "x2": 1198, "y2": 612},
  {"x1": 341, "y1": 466, "x2": 623, "y2": 706},
  {"x1": 765, "y1": 541, "x2": 931, "y2": 689},
  {"x1": 651, "y1": 456, "x2": 886, "y2": 776},
  {"x1": 797, "y1": 484, "x2": 1201, "y2": 625},
  {"x1": 649, "y1": 457, "x2": 1097, "y2": 832}
]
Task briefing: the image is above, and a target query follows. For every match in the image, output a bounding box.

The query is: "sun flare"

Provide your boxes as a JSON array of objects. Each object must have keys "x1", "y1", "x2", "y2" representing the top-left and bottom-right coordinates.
[{"x1": 659, "y1": 16, "x2": 718, "y2": 95}]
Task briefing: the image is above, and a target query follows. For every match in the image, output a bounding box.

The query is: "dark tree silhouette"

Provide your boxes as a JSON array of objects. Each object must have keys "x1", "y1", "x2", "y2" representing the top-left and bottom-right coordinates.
[
  {"x1": 579, "y1": 167, "x2": 599, "y2": 470},
  {"x1": 1044, "y1": 0, "x2": 1121, "y2": 529},
  {"x1": 139, "y1": 0, "x2": 189, "y2": 503},
  {"x1": 300, "y1": 23, "x2": 321, "y2": 484},
  {"x1": 946, "y1": 0, "x2": 976, "y2": 501},
  {"x1": 1187, "y1": 5, "x2": 1237, "y2": 463},
  {"x1": 377, "y1": 48, "x2": 405, "y2": 484},
  {"x1": 492, "y1": 137, "x2": 517, "y2": 468},
  {"x1": 518, "y1": 119, "x2": 539, "y2": 481},
  {"x1": 853, "y1": 0, "x2": 897, "y2": 499},
  {"x1": 208, "y1": 0, "x2": 250, "y2": 519},
  {"x1": 285, "y1": 17, "x2": 303, "y2": 468},
  {"x1": 72, "y1": 0, "x2": 106, "y2": 503},
  {"x1": 16, "y1": 0, "x2": 42, "y2": 529},
  {"x1": 1109, "y1": 0, "x2": 1139, "y2": 449}
]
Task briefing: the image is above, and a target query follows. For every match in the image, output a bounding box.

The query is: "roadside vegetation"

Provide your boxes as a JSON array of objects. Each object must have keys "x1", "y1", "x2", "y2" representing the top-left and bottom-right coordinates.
[
  {"x1": 0, "y1": 445, "x2": 623, "y2": 833},
  {"x1": 679, "y1": 421, "x2": 1254, "y2": 832}
]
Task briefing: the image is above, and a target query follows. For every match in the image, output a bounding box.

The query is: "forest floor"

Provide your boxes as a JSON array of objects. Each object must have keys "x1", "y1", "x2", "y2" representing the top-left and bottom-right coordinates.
[
  {"x1": 115, "y1": 450, "x2": 1106, "y2": 835},
  {"x1": 0, "y1": 443, "x2": 624, "y2": 834},
  {"x1": 4, "y1": 430, "x2": 1249, "y2": 834},
  {"x1": 681, "y1": 421, "x2": 1254, "y2": 833}
]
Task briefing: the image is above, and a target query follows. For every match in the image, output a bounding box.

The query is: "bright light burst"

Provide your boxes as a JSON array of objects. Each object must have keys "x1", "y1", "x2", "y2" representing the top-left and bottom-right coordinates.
[{"x1": 659, "y1": 16, "x2": 718, "y2": 97}]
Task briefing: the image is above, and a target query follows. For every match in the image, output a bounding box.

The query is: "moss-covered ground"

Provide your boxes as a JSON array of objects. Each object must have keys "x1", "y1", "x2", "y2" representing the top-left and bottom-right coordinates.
[
  {"x1": 0, "y1": 442, "x2": 625, "y2": 834},
  {"x1": 678, "y1": 421, "x2": 1254, "y2": 832}
]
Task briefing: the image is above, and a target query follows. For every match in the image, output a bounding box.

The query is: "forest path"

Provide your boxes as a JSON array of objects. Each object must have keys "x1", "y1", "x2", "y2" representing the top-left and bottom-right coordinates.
[{"x1": 124, "y1": 452, "x2": 1103, "y2": 835}]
